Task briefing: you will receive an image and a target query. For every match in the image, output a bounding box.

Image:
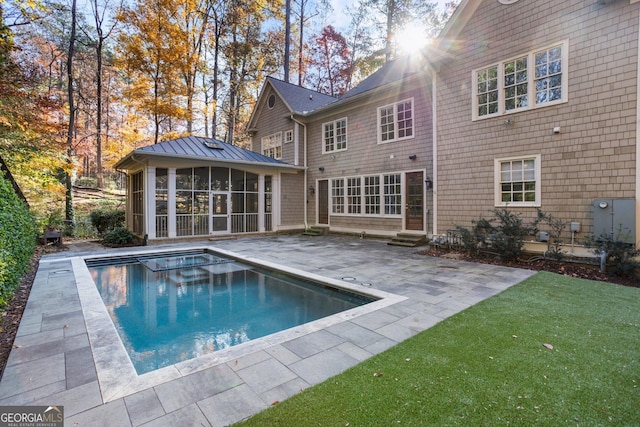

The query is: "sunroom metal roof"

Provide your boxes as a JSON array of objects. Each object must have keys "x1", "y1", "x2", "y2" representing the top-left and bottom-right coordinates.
[{"x1": 114, "y1": 136, "x2": 299, "y2": 171}]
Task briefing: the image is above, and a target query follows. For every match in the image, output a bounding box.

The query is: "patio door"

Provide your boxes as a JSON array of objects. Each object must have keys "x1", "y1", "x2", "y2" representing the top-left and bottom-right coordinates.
[
  {"x1": 211, "y1": 192, "x2": 229, "y2": 234},
  {"x1": 405, "y1": 171, "x2": 424, "y2": 231},
  {"x1": 318, "y1": 180, "x2": 329, "y2": 224}
]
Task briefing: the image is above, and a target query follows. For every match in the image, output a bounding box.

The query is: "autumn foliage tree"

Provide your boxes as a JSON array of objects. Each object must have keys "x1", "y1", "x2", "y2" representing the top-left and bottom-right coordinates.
[
  {"x1": 307, "y1": 25, "x2": 351, "y2": 96},
  {"x1": 117, "y1": 0, "x2": 188, "y2": 144},
  {"x1": 0, "y1": 3, "x2": 67, "y2": 223}
]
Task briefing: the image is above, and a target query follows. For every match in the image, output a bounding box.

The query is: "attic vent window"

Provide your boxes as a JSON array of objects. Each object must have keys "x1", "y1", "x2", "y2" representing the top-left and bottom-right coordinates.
[
  {"x1": 203, "y1": 141, "x2": 224, "y2": 150},
  {"x1": 268, "y1": 94, "x2": 276, "y2": 109}
]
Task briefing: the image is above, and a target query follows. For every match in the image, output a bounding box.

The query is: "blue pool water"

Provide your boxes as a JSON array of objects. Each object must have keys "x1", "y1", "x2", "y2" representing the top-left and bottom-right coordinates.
[{"x1": 87, "y1": 251, "x2": 374, "y2": 375}]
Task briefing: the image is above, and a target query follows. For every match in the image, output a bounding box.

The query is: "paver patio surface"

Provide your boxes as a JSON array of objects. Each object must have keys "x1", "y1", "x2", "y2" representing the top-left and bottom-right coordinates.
[{"x1": 0, "y1": 235, "x2": 535, "y2": 426}]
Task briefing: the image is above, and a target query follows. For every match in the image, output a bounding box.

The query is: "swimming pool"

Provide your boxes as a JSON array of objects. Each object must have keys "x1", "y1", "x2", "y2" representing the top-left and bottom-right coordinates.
[{"x1": 87, "y1": 250, "x2": 376, "y2": 374}]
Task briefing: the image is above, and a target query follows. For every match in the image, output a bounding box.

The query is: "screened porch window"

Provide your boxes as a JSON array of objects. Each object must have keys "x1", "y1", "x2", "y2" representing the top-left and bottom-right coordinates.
[
  {"x1": 131, "y1": 171, "x2": 144, "y2": 235},
  {"x1": 176, "y1": 167, "x2": 209, "y2": 236}
]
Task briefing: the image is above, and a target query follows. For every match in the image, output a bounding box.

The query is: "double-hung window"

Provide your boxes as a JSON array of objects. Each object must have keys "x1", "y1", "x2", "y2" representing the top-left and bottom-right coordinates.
[
  {"x1": 347, "y1": 177, "x2": 361, "y2": 214},
  {"x1": 384, "y1": 174, "x2": 402, "y2": 215},
  {"x1": 284, "y1": 129, "x2": 293, "y2": 144},
  {"x1": 378, "y1": 98, "x2": 414, "y2": 143},
  {"x1": 495, "y1": 155, "x2": 541, "y2": 207},
  {"x1": 262, "y1": 132, "x2": 282, "y2": 159},
  {"x1": 331, "y1": 179, "x2": 344, "y2": 214},
  {"x1": 473, "y1": 41, "x2": 567, "y2": 120},
  {"x1": 330, "y1": 174, "x2": 402, "y2": 216},
  {"x1": 323, "y1": 118, "x2": 347, "y2": 153},
  {"x1": 364, "y1": 176, "x2": 380, "y2": 214}
]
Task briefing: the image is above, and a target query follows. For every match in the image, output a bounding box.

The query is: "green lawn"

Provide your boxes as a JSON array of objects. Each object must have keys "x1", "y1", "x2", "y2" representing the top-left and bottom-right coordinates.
[{"x1": 236, "y1": 272, "x2": 640, "y2": 426}]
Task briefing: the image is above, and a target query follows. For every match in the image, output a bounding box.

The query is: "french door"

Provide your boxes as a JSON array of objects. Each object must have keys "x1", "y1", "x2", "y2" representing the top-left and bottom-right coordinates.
[{"x1": 405, "y1": 172, "x2": 424, "y2": 231}]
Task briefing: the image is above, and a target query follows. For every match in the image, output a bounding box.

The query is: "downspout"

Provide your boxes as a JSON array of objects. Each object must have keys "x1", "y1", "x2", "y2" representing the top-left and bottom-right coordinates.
[
  {"x1": 636, "y1": 8, "x2": 640, "y2": 247},
  {"x1": 431, "y1": 67, "x2": 438, "y2": 236},
  {"x1": 290, "y1": 114, "x2": 309, "y2": 229}
]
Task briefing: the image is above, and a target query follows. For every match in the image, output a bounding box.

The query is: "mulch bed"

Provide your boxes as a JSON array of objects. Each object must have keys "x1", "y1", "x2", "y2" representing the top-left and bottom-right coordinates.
[{"x1": 418, "y1": 246, "x2": 639, "y2": 288}]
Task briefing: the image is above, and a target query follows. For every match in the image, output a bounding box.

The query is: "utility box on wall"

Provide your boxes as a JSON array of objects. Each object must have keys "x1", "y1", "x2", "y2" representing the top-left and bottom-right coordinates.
[{"x1": 592, "y1": 199, "x2": 636, "y2": 244}]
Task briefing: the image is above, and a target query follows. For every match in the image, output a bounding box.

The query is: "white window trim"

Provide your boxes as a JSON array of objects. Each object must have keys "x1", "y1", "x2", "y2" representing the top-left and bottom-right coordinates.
[
  {"x1": 322, "y1": 118, "x2": 348, "y2": 154},
  {"x1": 329, "y1": 173, "x2": 403, "y2": 218},
  {"x1": 377, "y1": 97, "x2": 415, "y2": 144},
  {"x1": 261, "y1": 132, "x2": 282, "y2": 159},
  {"x1": 472, "y1": 40, "x2": 569, "y2": 121},
  {"x1": 494, "y1": 154, "x2": 541, "y2": 207},
  {"x1": 284, "y1": 129, "x2": 293, "y2": 144}
]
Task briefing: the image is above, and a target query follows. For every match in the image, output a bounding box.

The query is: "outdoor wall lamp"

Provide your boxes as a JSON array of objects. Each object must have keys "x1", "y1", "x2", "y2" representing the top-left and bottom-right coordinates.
[
  {"x1": 408, "y1": 154, "x2": 417, "y2": 160},
  {"x1": 309, "y1": 185, "x2": 315, "y2": 194},
  {"x1": 425, "y1": 176, "x2": 433, "y2": 190},
  {"x1": 319, "y1": 166, "x2": 325, "y2": 172}
]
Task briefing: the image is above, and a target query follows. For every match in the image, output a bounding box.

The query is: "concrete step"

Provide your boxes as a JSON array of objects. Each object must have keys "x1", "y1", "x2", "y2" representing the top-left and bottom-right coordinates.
[{"x1": 302, "y1": 226, "x2": 327, "y2": 236}]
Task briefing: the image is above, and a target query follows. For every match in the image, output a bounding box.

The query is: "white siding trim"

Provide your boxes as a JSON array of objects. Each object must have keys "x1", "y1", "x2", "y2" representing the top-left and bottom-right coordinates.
[
  {"x1": 168, "y1": 168, "x2": 177, "y2": 238},
  {"x1": 146, "y1": 166, "x2": 156, "y2": 239}
]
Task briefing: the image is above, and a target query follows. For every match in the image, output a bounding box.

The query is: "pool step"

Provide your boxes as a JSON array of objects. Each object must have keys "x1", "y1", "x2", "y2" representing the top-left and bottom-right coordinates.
[{"x1": 387, "y1": 233, "x2": 427, "y2": 247}]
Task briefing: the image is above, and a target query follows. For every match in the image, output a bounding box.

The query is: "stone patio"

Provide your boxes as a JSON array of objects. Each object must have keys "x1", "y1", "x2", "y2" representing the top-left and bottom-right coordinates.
[{"x1": 0, "y1": 235, "x2": 536, "y2": 426}]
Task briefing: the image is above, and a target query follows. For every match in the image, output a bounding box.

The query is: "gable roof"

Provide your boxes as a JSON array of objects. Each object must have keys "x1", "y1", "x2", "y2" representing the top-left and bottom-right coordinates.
[
  {"x1": 246, "y1": 77, "x2": 336, "y2": 132},
  {"x1": 114, "y1": 136, "x2": 300, "y2": 171},
  {"x1": 248, "y1": 53, "x2": 433, "y2": 127},
  {"x1": 267, "y1": 77, "x2": 337, "y2": 114},
  {"x1": 338, "y1": 55, "x2": 430, "y2": 101}
]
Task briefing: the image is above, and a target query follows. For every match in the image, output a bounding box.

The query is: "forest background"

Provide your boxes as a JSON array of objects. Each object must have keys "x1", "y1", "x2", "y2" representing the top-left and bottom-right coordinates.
[{"x1": 0, "y1": 0, "x2": 457, "y2": 233}]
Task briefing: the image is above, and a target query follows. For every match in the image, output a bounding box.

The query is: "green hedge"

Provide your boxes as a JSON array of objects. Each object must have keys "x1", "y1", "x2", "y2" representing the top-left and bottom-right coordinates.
[
  {"x1": 89, "y1": 208, "x2": 125, "y2": 236},
  {"x1": 0, "y1": 174, "x2": 36, "y2": 307}
]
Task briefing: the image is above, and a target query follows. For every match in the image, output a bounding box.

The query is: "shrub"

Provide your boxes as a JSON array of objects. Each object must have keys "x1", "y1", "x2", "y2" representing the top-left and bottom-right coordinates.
[
  {"x1": 490, "y1": 209, "x2": 537, "y2": 261},
  {"x1": 586, "y1": 228, "x2": 639, "y2": 278},
  {"x1": 455, "y1": 217, "x2": 493, "y2": 255},
  {"x1": 0, "y1": 175, "x2": 36, "y2": 307},
  {"x1": 456, "y1": 208, "x2": 537, "y2": 262},
  {"x1": 536, "y1": 209, "x2": 567, "y2": 261},
  {"x1": 102, "y1": 227, "x2": 136, "y2": 246},
  {"x1": 89, "y1": 208, "x2": 125, "y2": 236}
]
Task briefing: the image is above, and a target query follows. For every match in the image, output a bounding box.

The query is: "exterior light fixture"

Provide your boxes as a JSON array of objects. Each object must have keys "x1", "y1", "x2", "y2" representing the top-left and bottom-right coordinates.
[
  {"x1": 409, "y1": 154, "x2": 417, "y2": 160},
  {"x1": 425, "y1": 176, "x2": 433, "y2": 190}
]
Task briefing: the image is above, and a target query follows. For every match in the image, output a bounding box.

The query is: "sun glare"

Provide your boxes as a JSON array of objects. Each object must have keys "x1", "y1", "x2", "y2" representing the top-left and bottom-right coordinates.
[{"x1": 395, "y1": 22, "x2": 431, "y2": 55}]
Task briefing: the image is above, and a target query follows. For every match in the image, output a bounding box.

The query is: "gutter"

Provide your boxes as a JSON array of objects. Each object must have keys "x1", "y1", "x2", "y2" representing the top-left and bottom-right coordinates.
[
  {"x1": 290, "y1": 114, "x2": 309, "y2": 229},
  {"x1": 114, "y1": 151, "x2": 304, "y2": 173}
]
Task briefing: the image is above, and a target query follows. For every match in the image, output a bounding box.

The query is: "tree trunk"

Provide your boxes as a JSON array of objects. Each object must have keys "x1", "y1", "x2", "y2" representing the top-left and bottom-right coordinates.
[
  {"x1": 284, "y1": 0, "x2": 290, "y2": 82},
  {"x1": 95, "y1": 36, "x2": 103, "y2": 188},
  {"x1": 65, "y1": 0, "x2": 77, "y2": 234}
]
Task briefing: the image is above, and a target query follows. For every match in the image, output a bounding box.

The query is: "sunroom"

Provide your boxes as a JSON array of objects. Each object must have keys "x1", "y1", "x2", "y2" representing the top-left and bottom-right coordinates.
[{"x1": 114, "y1": 136, "x2": 304, "y2": 241}]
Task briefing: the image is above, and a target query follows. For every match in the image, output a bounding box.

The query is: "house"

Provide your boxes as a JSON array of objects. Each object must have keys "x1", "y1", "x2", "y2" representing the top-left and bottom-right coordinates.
[
  {"x1": 116, "y1": 0, "x2": 639, "y2": 247},
  {"x1": 113, "y1": 136, "x2": 304, "y2": 240},
  {"x1": 246, "y1": 57, "x2": 435, "y2": 239},
  {"x1": 433, "y1": 0, "x2": 639, "y2": 245}
]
